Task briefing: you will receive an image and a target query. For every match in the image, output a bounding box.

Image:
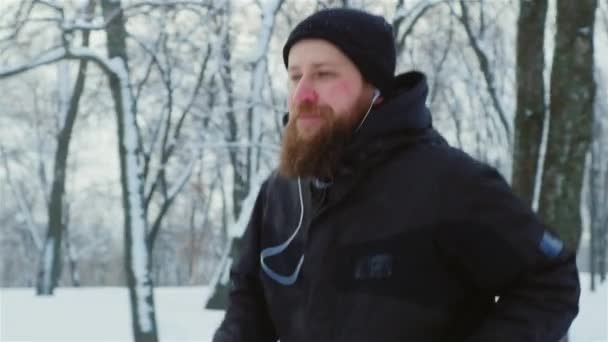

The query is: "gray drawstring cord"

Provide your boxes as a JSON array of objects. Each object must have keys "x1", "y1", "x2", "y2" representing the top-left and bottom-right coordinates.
[{"x1": 260, "y1": 178, "x2": 305, "y2": 285}]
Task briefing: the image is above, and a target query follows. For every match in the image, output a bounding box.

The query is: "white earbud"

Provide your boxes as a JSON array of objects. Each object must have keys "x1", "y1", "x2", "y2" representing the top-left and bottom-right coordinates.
[
  {"x1": 355, "y1": 89, "x2": 381, "y2": 132},
  {"x1": 372, "y1": 89, "x2": 381, "y2": 104}
]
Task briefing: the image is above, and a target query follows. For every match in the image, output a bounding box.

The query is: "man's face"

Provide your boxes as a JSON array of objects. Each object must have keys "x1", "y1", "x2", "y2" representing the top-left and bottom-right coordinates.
[{"x1": 279, "y1": 39, "x2": 375, "y2": 178}]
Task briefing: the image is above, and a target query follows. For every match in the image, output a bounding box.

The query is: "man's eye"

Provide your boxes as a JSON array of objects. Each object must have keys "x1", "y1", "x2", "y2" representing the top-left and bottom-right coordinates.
[
  {"x1": 290, "y1": 74, "x2": 302, "y2": 82},
  {"x1": 317, "y1": 71, "x2": 335, "y2": 78}
]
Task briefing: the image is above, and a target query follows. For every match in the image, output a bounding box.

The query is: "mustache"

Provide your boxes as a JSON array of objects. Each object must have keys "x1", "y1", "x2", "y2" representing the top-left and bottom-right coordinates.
[{"x1": 291, "y1": 102, "x2": 333, "y2": 120}]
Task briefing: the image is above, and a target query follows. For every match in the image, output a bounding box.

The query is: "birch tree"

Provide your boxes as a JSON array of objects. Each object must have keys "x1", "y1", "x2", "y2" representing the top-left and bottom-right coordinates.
[{"x1": 98, "y1": 1, "x2": 160, "y2": 339}]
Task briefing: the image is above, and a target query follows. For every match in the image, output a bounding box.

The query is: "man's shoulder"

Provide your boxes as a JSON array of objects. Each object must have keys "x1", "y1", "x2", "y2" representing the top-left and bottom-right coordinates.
[
  {"x1": 395, "y1": 136, "x2": 490, "y2": 172},
  {"x1": 391, "y1": 138, "x2": 510, "y2": 191},
  {"x1": 263, "y1": 170, "x2": 290, "y2": 189},
  {"x1": 259, "y1": 170, "x2": 301, "y2": 200}
]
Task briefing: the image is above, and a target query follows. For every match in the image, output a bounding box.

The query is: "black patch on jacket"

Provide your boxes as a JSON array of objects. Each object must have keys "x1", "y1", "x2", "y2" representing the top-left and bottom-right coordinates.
[
  {"x1": 354, "y1": 253, "x2": 393, "y2": 280},
  {"x1": 335, "y1": 227, "x2": 469, "y2": 308}
]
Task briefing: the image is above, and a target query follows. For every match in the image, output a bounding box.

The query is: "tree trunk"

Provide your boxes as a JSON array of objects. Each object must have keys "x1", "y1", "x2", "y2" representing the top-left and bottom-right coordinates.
[
  {"x1": 539, "y1": 0, "x2": 597, "y2": 250},
  {"x1": 457, "y1": 0, "x2": 511, "y2": 145},
  {"x1": 207, "y1": 0, "x2": 246, "y2": 309},
  {"x1": 64, "y1": 223, "x2": 80, "y2": 287},
  {"x1": 589, "y1": 106, "x2": 608, "y2": 288},
  {"x1": 36, "y1": 28, "x2": 90, "y2": 295},
  {"x1": 101, "y1": 1, "x2": 158, "y2": 341},
  {"x1": 219, "y1": 9, "x2": 249, "y2": 220},
  {"x1": 512, "y1": 0, "x2": 548, "y2": 205}
]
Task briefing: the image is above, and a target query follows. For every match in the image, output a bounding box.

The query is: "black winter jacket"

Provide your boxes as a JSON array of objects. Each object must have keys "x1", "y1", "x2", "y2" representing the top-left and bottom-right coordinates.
[{"x1": 213, "y1": 71, "x2": 580, "y2": 342}]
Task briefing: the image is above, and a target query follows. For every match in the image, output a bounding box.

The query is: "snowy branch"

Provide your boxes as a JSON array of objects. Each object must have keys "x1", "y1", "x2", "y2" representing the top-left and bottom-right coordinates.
[
  {"x1": 126, "y1": 0, "x2": 214, "y2": 8},
  {"x1": 196, "y1": 141, "x2": 280, "y2": 152},
  {"x1": 34, "y1": 0, "x2": 63, "y2": 12},
  {"x1": 0, "y1": 45, "x2": 121, "y2": 80},
  {"x1": 144, "y1": 43, "x2": 212, "y2": 211},
  {"x1": 229, "y1": 168, "x2": 269, "y2": 237},
  {"x1": 451, "y1": 0, "x2": 511, "y2": 146},
  {"x1": 61, "y1": 17, "x2": 119, "y2": 32},
  {"x1": 146, "y1": 154, "x2": 194, "y2": 250},
  {"x1": 0, "y1": 48, "x2": 65, "y2": 78},
  {"x1": 393, "y1": 0, "x2": 445, "y2": 52},
  {"x1": 123, "y1": 0, "x2": 216, "y2": 17},
  {"x1": 0, "y1": 145, "x2": 43, "y2": 251},
  {"x1": 247, "y1": 0, "x2": 284, "y2": 63},
  {"x1": 0, "y1": 1, "x2": 36, "y2": 43},
  {"x1": 167, "y1": 154, "x2": 195, "y2": 199}
]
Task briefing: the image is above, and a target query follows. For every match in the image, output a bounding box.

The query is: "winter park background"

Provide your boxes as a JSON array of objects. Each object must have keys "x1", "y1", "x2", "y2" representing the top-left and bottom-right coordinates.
[{"x1": 0, "y1": 0, "x2": 607, "y2": 341}]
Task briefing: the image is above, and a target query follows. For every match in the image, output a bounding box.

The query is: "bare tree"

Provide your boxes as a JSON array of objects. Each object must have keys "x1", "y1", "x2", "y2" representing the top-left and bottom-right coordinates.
[
  {"x1": 538, "y1": 0, "x2": 598, "y2": 251},
  {"x1": 393, "y1": 0, "x2": 444, "y2": 55},
  {"x1": 451, "y1": 0, "x2": 511, "y2": 146},
  {"x1": 36, "y1": 0, "x2": 94, "y2": 295}
]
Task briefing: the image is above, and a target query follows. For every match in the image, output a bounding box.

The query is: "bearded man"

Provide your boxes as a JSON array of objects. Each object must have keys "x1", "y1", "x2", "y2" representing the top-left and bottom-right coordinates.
[{"x1": 213, "y1": 8, "x2": 579, "y2": 342}]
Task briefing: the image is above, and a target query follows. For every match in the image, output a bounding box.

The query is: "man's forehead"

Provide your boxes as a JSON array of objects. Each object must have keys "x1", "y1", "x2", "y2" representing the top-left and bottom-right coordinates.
[
  {"x1": 287, "y1": 39, "x2": 348, "y2": 68},
  {"x1": 288, "y1": 62, "x2": 339, "y2": 72}
]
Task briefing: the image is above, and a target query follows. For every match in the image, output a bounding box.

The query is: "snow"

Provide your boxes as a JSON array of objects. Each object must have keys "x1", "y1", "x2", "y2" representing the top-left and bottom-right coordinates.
[
  {"x1": 221, "y1": 257, "x2": 233, "y2": 285},
  {"x1": 1, "y1": 273, "x2": 605, "y2": 341},
  {"x1": 570, "y1": 274, "x2": 608, "y2": 342},
  {"x1": 0, "y1": 287, "x2": 224, "y2": 341}
]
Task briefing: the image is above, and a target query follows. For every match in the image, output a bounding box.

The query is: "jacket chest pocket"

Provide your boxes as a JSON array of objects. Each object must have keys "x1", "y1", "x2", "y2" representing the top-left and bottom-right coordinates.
[{"x1": 335, "y1": 227, "x2": 467, "y2": 308}]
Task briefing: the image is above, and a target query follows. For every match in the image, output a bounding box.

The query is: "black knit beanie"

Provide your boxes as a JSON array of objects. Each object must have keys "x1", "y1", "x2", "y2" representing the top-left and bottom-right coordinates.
[{"x1": 283, "y1": 8, "x2": 396, "y2": 95}]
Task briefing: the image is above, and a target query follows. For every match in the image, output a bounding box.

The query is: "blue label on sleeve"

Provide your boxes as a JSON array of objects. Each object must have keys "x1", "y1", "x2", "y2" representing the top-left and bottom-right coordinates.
[{"x1": 539, "y1": 231, "x2": 564, "y2": 258}]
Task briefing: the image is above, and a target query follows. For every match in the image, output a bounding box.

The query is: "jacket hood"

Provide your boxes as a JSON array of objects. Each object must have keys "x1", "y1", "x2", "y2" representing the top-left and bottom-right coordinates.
[
  {"x1": 351, "y1": 70, "x2": 433, "y2": 145},
  {"x1": 340, "y1": 71, "x2": 441, "y2": 172}
]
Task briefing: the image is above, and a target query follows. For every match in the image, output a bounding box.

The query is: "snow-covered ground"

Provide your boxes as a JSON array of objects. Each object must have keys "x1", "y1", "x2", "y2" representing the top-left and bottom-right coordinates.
[
  {"x1": 0, "y1": 287, "x2": 224, "y2": 342},
  {"x1": 1, "y1": 273, "x2": 606, "y2": 341}
]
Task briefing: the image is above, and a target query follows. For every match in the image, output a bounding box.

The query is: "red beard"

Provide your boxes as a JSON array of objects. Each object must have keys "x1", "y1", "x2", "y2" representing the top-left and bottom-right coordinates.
[{"x1": 279, "y1": 102, "x2": 355, "y2": 179}]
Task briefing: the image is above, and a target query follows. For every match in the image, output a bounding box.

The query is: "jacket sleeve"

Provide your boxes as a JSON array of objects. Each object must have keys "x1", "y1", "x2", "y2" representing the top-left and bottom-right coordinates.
[
  {"x1": 435, "y1": 157, "x2": 580, "y2": 342},
  {"x1": 213, "y1": 181, "x2": 278, "y2": 342}
]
